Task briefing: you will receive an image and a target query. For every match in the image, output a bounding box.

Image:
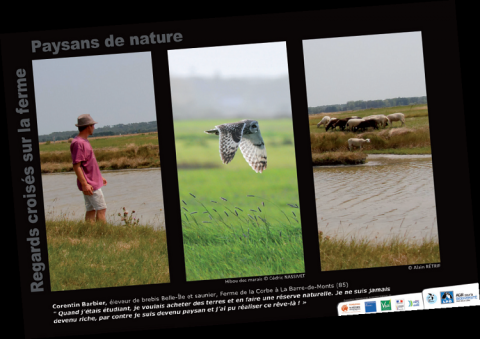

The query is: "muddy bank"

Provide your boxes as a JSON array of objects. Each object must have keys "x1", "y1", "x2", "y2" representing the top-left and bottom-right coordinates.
[{"x1": 312, "y1": 151, "x2": 367, "y2": 166}]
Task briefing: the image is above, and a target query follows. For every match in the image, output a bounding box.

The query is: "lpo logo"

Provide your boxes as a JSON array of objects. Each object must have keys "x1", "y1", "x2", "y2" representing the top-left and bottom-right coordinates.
[{"x1": 426, "y1": 293, "x2": 437, "y2": 304}]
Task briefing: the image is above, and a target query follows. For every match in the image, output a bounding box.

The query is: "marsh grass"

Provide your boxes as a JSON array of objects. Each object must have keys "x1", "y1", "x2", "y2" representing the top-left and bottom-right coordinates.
[
  {"x1": 180, "y1": 193, "x2": 305, "y2": 281},
  {"x1": 318, "y1": 231, "x2": 440, "y2": 271},
  {"x1": 46, "y1": 213, "x2": 169, "y2": 291},
  {"x1": 40, "y1": 143, "x2": 160, "y2": 173},
  {"x1": 312, "y1": 152, "x2": 367, "y2": 165}
]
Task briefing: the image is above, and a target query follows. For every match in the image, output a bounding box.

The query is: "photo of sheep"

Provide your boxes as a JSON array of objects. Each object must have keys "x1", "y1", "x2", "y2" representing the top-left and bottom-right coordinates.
[
  {"x1": 168, "y1": 42, "x2": 305, "y2": 281},
  {"x1": 32, "y1": 52, "x2": 170, "y2": 290},
  {"x1": 303, "y1": 32, "x2": 440, "y2": 271}
]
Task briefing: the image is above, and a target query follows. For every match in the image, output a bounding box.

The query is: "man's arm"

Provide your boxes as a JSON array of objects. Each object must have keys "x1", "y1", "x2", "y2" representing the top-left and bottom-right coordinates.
[{"x1": 73, "y1": 162, "x2": 94, "y2": 195}]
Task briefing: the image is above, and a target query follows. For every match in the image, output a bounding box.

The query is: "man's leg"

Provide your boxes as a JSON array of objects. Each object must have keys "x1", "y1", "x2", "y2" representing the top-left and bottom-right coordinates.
[
  {"x1": 84, "y1": 195, "x2": 96, "y2": 223},
  {"x1": 85, "y1": 210, "x2": 96, "y2": 223},
  {"x1": 92, "y1": 189, "x2": 107, "y2": 224},
  {"x1": 84, "y1": 189, "x2": 107, "y2": 224},
  {"x1": 96, "y1": 209, "x2": 107, "y2": 224}
]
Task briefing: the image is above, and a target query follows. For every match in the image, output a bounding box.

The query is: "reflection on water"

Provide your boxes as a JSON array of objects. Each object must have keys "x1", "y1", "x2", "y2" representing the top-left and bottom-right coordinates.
[
  {"x1": 42, "y1": 168, "x2": 165, "y2": 229},
  {"x1": 314, "y1": 155, "x2": 438, "y2": 243}
]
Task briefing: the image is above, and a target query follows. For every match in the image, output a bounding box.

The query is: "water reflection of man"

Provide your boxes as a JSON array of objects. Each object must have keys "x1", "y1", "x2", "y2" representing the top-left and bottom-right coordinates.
[{"x1": 70, "y1": 114, "x2": 108, "y2": 223}]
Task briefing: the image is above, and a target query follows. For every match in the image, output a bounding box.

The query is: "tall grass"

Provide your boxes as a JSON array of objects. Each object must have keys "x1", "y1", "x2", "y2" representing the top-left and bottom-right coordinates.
[
  {"x1": 46, "y1": 215, "x2": 169, "y2": 291},
  {"x1": 318, "y1": 231, "x2": 440, "y2": 271},
  {"x1": 180, "y1": 193, "x2": 305, "y2": 281}
]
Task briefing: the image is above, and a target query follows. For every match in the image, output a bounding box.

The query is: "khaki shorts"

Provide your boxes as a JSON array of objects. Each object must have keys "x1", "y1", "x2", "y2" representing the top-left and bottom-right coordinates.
[{"x1": 83, "y1": 189, "x2": 107, "y2": 211}]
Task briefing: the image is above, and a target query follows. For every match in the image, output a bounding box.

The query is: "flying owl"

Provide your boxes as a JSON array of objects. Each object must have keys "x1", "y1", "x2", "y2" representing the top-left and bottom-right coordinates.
[{"x1": 204, "y1": 119, "x2": 267, "y2": 173}]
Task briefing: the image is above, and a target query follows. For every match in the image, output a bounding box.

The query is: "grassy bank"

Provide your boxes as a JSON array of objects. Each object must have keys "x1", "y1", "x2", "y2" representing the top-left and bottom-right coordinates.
[
  {"x1": 312, "y1": 151, "x2": 367, "y2": 166},
  {"x1": 41, "y1": 141, "x2": 160, "y2": 173},
  {"x1": 181, "y1": 193, "x2": 304, "y2": 281},
  {"x1": 318, "y1": 231, "x2": 440, "y2": 271},
  {"x1": 46, "y1": 218, "x2": 169, "y2": 291}
]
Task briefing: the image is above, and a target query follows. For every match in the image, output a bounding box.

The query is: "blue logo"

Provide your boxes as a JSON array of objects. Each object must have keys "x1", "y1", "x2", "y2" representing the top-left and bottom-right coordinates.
[
  {"x1": 408, "y1": 300, "x2": 420, "y2": 307},
  {"x1": 365, "y1": 301, "x2": 377, "y2": 313},
  {"x1": 440, "y1": 291, "x2": 454, "y2": 304},
  {"x1": 426, "y1": 293, "x2": 437, "y2": 304}
]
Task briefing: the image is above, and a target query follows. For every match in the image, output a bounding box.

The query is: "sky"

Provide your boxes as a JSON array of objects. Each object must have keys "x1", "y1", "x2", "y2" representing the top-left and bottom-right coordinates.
[
  {"x1": 30, "y1": 35, "x2": 425, "y2": 134},
  {"x1": 32, "y1": 52, "x2": 157, "y2": 135},
  {"x1": 33, "y1": 43, "x2": 290, "y2": 135},
  {"x1": 302, "y1": 31, "x2": 427, "y2": 107},
  {"x1": 168, "y1": 42, "x2": 289, "y2": 78},
  {"x1": 168, "y1": 42, "x2": 292, "y2": 120}
]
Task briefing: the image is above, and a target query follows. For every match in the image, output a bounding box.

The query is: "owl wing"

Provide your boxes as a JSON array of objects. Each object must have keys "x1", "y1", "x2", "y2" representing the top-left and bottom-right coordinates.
[
  {"x1": 216, "y1": 122, "x2": 246, "y2": 164},
  {"x1": 239, "y1": 132, "x2": 267, "y2": 173}
]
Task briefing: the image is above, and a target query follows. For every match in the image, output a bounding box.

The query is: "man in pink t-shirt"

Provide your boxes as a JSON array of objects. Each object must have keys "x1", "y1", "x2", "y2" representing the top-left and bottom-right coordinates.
[{"x1": 70, "y1": 114, "x2": 108, "y2": 223}]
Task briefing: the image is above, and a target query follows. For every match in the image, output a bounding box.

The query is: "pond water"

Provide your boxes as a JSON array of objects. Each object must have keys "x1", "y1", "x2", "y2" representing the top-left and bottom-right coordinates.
[
  {"x1": 313, "y1": 155, "x2": 439, "y2": 243},
  {"x1": 42, "y1": 168, "x2": 165, "y2": 229},
  {"x1": 42, "y1": 154, "x2": 439, "y2": 242}
]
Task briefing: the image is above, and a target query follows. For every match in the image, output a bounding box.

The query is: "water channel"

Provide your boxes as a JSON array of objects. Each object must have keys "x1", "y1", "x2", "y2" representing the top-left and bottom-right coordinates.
[
  {"x1": 314, "y1": 154, "x2": 439, "y2": 243},
  {"x1": 41, "y1": 155, "x2": 439, "y2": 242},
  {"x1": 42, "y1": 168, "x2": 166, "y2": 229}
]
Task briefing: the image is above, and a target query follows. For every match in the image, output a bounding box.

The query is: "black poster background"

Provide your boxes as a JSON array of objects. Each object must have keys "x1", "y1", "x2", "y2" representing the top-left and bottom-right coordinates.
[{"x1": 2, "y1": 1, "x2": 479, "y2": 338}]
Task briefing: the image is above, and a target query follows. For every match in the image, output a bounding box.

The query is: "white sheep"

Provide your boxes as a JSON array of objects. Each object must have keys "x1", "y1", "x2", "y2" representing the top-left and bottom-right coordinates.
[
  {"x1": 316, "y1": 116, "x2": 331, "y2": 128},
  {"x1": 348, "y1": 138, "x2": 370, "y2": 151},
  {"x1": 345, "y1": 118, "x2": 365, "y2": 131},
  {"x1": 386, "y1": 113, "x2": 405, "y2": 127}
]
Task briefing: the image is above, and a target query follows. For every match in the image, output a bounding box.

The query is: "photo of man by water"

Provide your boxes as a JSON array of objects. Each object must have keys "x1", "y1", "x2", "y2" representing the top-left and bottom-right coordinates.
[
  {"x1": 71, "y1": 114, "x2": 108, "y2": 223},
  {"x1": 303, "y1": 32, "x2": 440, "y2": 271},
  {"x1": 33, "y1": 52, "x2": 169, "y2": 291}
]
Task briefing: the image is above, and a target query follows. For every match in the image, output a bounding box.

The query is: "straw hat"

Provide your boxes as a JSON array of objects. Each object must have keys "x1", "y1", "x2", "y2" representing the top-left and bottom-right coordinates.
[{"x1": 75, "y1": 114, "x2": 98, "y2": 127}]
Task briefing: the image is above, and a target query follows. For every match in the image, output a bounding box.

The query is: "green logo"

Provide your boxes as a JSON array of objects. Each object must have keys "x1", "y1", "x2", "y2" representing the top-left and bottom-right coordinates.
[{"x1": 380, "y1": 299, "x2": 391, "y2": 311}]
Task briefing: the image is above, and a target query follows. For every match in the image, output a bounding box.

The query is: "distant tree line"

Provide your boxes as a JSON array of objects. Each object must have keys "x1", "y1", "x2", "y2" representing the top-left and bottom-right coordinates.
[
  {"x1": 308, "y1": 96, "x2": 427, "y2": 114},
  {"x1": 39, "y1": 121, "x2": 158, "y2": 142}
]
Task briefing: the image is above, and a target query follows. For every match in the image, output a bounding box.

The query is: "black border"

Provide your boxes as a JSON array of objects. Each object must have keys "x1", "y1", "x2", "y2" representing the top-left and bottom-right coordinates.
[{"x1": 3, "y1": 1, "x2": 479, "y2": 338}]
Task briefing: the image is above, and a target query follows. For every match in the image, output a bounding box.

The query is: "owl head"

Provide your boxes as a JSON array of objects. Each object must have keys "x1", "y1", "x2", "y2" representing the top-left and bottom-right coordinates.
[{"x1": 241, "y1": 119, "x2": 260, "y2": 134}]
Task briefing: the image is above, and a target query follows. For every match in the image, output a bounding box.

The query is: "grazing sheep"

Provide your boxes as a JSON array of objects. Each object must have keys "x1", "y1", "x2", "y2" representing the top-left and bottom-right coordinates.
[
  {"x1": 317, "y1": 116, "x2": 331, "y2": 128},
  {"x1": 348, "y1": 138, "x2": 370, "y2": 151},
  {"x1": 356, "y1": 119, "x2": 379, "y2": 132},
  {"x1": 364, "y1": 115, "x2": 389, "y2": 128},
  {"x1": 387, "y1": 113, "x2": 405, "y2": 127},
  {"x1": 332, "y1": 118, "x2": 352, "y2": 131},
  {"x1": 349, "y1": 116, "x2": 362, "y2": 119},
  {"x1": 345, "y1": 118, "x2": 365, "y2": 132},
  {"x1": 325, "y1": 119, "x2": 337, "y2": 131},
  {"x1": 68, "y1": 138, "x2": 73, "y2": 143}
]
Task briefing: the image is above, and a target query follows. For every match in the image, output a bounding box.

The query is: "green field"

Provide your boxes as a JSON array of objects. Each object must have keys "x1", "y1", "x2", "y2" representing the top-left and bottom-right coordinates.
[{"x1": 173, "y1": 119, "x2": 305, "y2": 280}]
